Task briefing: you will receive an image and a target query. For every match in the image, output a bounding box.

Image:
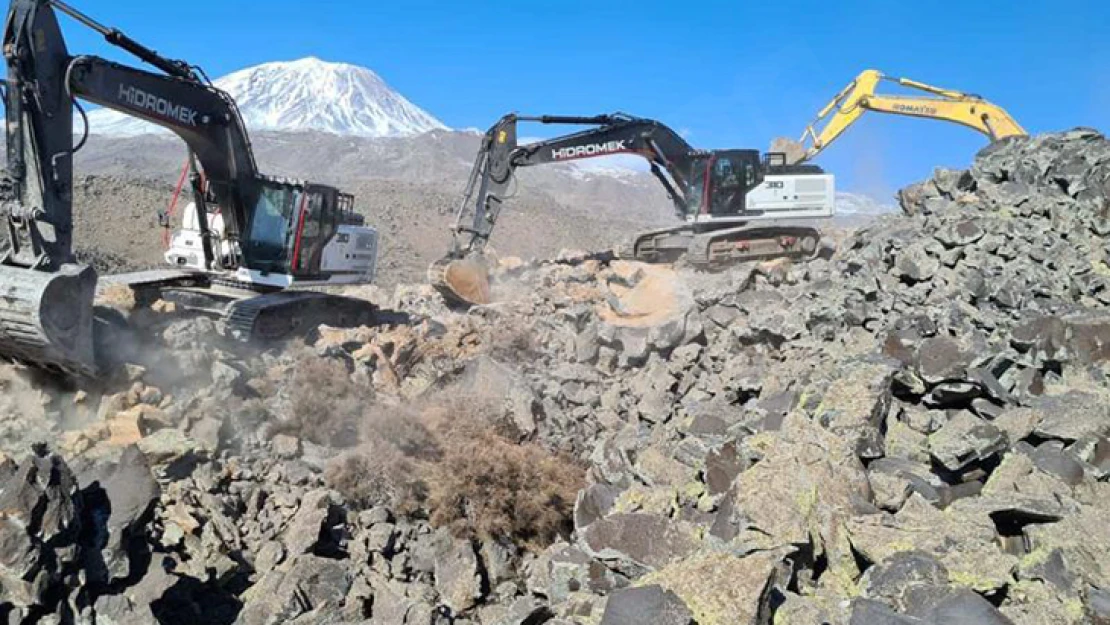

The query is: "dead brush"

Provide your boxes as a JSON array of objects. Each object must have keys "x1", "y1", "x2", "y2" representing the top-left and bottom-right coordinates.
[
  {"x1": 323, "y1": 391, "x2": 584, "y2": 550},
  {"x1": 272, "y1": 352, "x2": 367, "y2": 447},
  {"x1": 424, "y1": 424, "x2": 584, "y2": 549}
]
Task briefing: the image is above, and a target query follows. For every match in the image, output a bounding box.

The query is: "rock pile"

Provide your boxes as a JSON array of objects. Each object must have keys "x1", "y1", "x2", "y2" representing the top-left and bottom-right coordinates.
[{"x1": 1, "y1": 129, "x2": 1109, "y2": 624}]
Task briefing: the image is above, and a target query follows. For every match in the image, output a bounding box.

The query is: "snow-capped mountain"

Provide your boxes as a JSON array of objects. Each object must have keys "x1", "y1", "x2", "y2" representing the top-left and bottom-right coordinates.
[{"x1": 86, "y1": 57, "x2": 447, "y2": 137}]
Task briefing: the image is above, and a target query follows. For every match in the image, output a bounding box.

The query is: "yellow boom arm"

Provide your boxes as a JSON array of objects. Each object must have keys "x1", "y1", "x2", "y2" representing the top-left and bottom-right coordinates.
[{"x1": 799, "y1": 69, "x2": 1026, "y2": 161}]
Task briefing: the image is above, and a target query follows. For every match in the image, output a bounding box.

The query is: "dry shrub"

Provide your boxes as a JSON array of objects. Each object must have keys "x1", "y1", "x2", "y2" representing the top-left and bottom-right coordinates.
[
  {"x1": 425, "y1": 426, "x2": 583, "y2": 549},
  {"x1": 325, "y1": 439, "x2": 427, "y2": 515},
  {"x1": 323, "y1": 392, "x2": 584, "y2": 550},
  {"x1": 275, "y1": 354, "x2": 365, "y2": 447},
  {"x1": 361, "y1": 403, "x2": 441, "y2": 461}
]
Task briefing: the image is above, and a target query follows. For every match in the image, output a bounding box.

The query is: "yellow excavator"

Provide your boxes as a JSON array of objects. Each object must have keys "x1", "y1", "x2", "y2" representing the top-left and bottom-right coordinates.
[{"x1": 798, "y1": 69, "x2": 1027, "y2": 161}]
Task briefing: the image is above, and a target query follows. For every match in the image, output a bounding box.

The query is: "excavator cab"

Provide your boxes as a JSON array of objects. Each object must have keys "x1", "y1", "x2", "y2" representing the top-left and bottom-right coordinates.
[
  {"x1": 684, "y1": 150, "x2": 763, "y2": 219},
  {"x1": 241, "y1": 179, "x2": 352, "y2": 279}
]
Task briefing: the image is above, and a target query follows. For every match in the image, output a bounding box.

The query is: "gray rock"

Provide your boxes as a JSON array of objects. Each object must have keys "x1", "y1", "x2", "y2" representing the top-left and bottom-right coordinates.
[
  {"x1": 574, "y1": 483, "x2": 621, "y2": 531},
  {"x1": 187, "y1": 416, "x2": 223, "y2": 453},
  {"x1": 580, "y1": 513, "x2": 699, "y2": 573},
  {"x1": 1031, "y1": 391, "x2": 1110, "y2": 441},
  {"x1": 237, "y1": 555, "x2": 352, "y2": 624},
  {"x1": 905, "y1": 586, "x2": 1016, "y2": 624},
  {"x1": 282, "y1": 489, "x2": 341, "y2": 556},
  {"x1": 915, "y1": 337, "x2": 969, "y2": 385},
  {"x1": 850, "y1": 599, "x2": 922, "y2": 625},
  {"x1": 812, "y1": 358, "x2": 898, "y2": 459},
  {"x1": 861, "y1": 551, "x2": 949, "y2": 610},
  {"x1": 895, "y1": 244, "x2": 940, "y2": 283},
  {"x1": 365, "y1": 522, "x2": 398, "y2": 556},
  {"x1": 703, "y1": 441, "x2": 747, "y2": 496},
  {"x1": 849, "y1": 495, "x2": 1018, "y2": 594},
  {"x1": 492, "y1": 596, "x2": 553, "y2": 625},
  {"x1": 600, "y1": 585, "x2": 693, "y2": 625},
  {"x1": 272, "y1": 434, "x2": 303, "y2": 459},
  {"x1": 79, "y1": 446, "x2": 160, "y2": 583},
  {"x1": 1028, "y1": 444, "x2": 1086, "y2": 486},
  {"x1": 928, "y1": 411, "x2": 1006, "y2": 472},
  {"x1": 1089, "y1": 586, "x2": 1110, "y2": 622},
  {"x1": 136, "y1": 429, "x2": 204, "y2": 464},
  {"x1": 547, "y1": 545, "x2": 625, "y2": 603},
  {"x1": 434, "y1": 537, "x2": 484, "y2": 614}
]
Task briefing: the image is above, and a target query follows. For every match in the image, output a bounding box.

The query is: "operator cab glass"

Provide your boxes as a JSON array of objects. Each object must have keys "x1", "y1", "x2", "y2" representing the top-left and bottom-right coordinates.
[
  {"x1": 706, "y1": 150, "x2": 761, "y2": 217},
  {"x1": 682, "y1": 151, "x2": 762, "y2": 219},
  {"x1": 244, "y1": 180, "x2": 343, "y2": 277}
]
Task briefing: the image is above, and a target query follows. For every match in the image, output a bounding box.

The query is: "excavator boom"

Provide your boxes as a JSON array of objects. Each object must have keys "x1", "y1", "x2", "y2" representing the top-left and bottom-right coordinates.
[{"x1": 800, "y1": 69, "x2": 1026, "y2": 161}]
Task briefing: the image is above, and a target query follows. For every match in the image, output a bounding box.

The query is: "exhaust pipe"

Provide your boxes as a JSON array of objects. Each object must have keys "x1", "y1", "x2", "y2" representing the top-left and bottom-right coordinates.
[{"x1": 0, "y1": 263, "x2": 99, "y2": 377}]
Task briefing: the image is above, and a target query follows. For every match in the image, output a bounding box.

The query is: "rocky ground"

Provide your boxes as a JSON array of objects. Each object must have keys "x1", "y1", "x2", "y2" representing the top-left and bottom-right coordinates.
[{"x1": 2, "y1": 128, "x2": 1110, "y2": 624}]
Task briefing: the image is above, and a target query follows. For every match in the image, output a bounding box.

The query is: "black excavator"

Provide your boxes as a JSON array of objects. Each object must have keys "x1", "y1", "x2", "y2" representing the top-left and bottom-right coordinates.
[
  {"x1": 430, "y1": 113, "x2": 835, "y2": 306},
  {"x1": 0, "y1": 0, "x2": 380, "y2": 378}
]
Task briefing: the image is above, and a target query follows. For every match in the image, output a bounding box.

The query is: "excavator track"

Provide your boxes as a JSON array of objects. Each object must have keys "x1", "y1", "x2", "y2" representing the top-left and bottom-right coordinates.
[
  {"x1": 628, "y1": 224, "x2": 821, "y2": 267},
  {"x1": 224, "y1": 291, "x2": 377, "y2": 342},
  {"x1": 126, "y1": 274, "x2": 378, "y2": 343}
]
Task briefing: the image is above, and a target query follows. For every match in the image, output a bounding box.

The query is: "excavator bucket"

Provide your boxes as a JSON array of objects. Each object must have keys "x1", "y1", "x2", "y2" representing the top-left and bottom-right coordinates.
[
  {"x1": 0, "y1": 263, "x2": 99, "y2": 377},
  {"x1": 428, "y1": 257, "x2": 492, "y2": 307}
]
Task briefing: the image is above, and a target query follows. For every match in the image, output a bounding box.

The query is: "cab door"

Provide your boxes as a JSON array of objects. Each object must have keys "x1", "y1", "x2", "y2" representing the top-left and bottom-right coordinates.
[
  {"x1": 243, "y1": 183, "x2": 302, "y2": 275},
  {"x1": 705, "y1": 150, "x2": 763, "y2": 217},
  {"x1": 290, "y1": 186, "x2": 341, "y2": 277}
]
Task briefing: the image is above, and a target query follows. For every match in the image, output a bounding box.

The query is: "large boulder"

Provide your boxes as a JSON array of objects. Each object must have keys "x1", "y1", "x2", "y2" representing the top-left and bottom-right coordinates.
[
  {"x1": 711, "y1": 415, "x2": 872, "y2": 593},
  {"x1": 812, "y1": 358, "x2": 899, "y2": 458},
  {"x1": 580, "y1": 513, "x2": 700, "y2": 575},
  {"x1": 848, "y1": 494, "x2": 1018, "y2": 593},
  {"x1": 640, "y1": 550, "x2": 788, "y2": 625},
  {"x1": 600, "y1": 585, "x2": 693, "y2": 625}
]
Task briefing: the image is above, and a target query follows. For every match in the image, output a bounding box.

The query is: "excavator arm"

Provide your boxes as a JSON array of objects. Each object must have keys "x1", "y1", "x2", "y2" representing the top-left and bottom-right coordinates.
[
  {"x1": 799, "y1": 69, "x2": 1026, "y2": 162},
  {"x1": 444, "y1": 112, "x2": 704, "y2": 260},
  {"x1": 3, "y1": 0, "x2": 259, "y2": 270},
  {"x1": 0, "y1": 0, "x2": 260, "y2": 375}
]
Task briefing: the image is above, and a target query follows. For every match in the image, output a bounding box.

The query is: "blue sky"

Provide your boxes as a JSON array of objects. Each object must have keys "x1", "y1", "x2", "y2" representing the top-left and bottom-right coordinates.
[{"x1": 55, "y1": 1, "x2": 1110, "y2": 199}]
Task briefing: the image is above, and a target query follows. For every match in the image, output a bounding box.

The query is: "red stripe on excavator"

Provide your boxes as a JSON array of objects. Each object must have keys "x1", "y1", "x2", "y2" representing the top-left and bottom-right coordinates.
[
  {"x1": 162, "y1": 158, "x2": 191, "y2": 248},
  {"x1": 290, "y1": 193, "x2": 310, "y2": 272}
]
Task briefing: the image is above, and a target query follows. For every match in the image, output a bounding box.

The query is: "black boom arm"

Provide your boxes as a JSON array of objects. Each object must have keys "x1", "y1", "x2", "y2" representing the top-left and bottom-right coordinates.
[
  {"x1": 2, "y1": 0, "x2": 258, "y2": 270},
  {"x1": 447, "y1": 112, "x2": 704, "y2": 257}
]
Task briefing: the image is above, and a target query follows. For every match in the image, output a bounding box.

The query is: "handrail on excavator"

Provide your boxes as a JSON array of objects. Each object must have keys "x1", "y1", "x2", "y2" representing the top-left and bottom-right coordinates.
[{"x1": 799, "y1": 69, "x2": 1027, "y2": 162}]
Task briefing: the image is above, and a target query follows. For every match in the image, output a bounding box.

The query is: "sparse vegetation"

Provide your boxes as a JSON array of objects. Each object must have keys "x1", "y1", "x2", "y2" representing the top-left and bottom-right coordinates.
[
  {"x1": 324, "y1": 391, "x2": 585, "y2": 550},
  {"x1": 274, "y1": 352, "x2": 366, "y2": 447},
  {"x1": 425, "y1": 425, "x2": 584, "y2": 548}
]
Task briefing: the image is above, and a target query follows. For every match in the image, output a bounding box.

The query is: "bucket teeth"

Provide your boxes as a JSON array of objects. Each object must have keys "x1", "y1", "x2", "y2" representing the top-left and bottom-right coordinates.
[{"x1": 0, "y1": 263, "x2": 99, "y2": 377}]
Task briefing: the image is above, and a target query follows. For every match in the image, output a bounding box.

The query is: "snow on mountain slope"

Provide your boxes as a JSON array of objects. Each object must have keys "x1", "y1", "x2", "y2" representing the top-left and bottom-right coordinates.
[{"x1": 87, "y1": 57, "x2": 447, "y2": 137}]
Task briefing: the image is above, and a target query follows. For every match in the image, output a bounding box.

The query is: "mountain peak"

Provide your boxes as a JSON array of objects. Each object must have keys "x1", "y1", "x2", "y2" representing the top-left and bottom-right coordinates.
[{"x1": 87, "y1": 58, "x2": 447, "y2": 138}]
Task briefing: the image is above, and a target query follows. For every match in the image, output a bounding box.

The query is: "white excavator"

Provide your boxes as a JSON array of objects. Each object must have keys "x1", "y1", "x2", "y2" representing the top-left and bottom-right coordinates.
[
  {"x1": 430, "y1": 113, "x2": 837, "y2": 306},
  {"x1": 0, "y1": 0, "x2": 380, "y2": 377}
]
